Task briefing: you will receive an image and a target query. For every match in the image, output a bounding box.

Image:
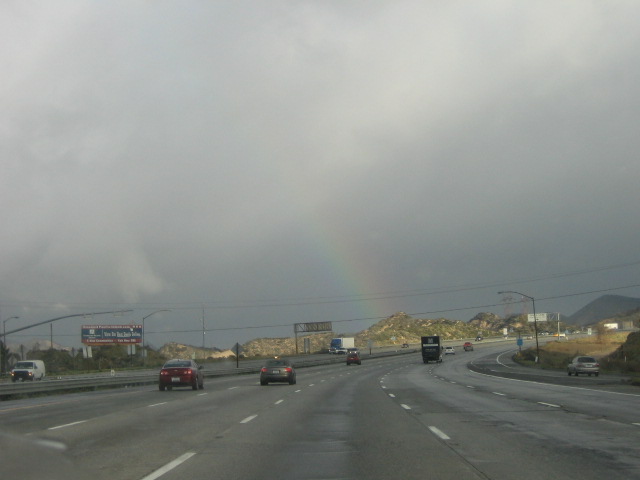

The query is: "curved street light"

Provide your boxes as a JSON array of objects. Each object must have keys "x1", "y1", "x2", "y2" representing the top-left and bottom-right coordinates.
[
  {"x1": 142, "y1": 309, "x2": 171, "y2": 366},
  {"x1": 498, "y1": 291, "x2": 540, "y2": 363},
  {"x1": 2, "y1": 316, "x2": 19, "y2": 374}
]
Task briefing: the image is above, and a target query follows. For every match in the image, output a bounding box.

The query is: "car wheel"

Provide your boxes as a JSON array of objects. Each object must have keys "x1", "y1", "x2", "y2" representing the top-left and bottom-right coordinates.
[
  {"x1": 567, "y1": 371, "x2": 571, "y2": 376},
  {"x1": 260, "y1": 380, "x2": 268, "y2": 386},
  {"x1": 192, "y1": 382, "x2": 198, "y2": 390},
  {"x1": 167, "y1": 386, "x2": 172, "y2": 391},
  {"x1": 595, "y1": 372, "x2": 599, "y2": 377},
  {"x1": 574, "y1": 372, "x2": 578, "y2": 376},
  {"x1": 587, "y1": 373, "x2": 591, "y2": 377},
  {"x1": 159, "y1": 384, "x2": 165, "y2": 391},
  {"x1": 289, "y1": 378, "x2": 295, "y2": 385},
  {"x1": 199, "y1": 382, "x2": 204, "y2": 390}
]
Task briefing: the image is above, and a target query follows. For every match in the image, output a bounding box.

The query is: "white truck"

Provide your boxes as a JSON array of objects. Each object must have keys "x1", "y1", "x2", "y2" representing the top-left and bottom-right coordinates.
[
  {"x1": 10, "y1": 360, "x2": 46, "y2": 381},
  {"x1": 329, "y1": 337, "x2": 355, "y2": 354}
]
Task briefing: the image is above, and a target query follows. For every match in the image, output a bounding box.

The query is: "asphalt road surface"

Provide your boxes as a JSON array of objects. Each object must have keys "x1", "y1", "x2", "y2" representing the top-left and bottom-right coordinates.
[{"x1": 1, "y1": 343, "x2": 639, "y2": 480}]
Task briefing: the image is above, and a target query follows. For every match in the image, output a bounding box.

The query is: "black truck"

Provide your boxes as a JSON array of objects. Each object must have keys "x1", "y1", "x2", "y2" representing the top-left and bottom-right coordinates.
[{"x1": 421, "y1": 335, "x2": 443, "y2": 363}]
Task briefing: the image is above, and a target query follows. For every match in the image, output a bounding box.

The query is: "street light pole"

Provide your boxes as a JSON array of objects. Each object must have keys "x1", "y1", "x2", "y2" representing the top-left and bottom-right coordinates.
[
  {"x1": 142, "y1": 310, "x2": 171, "y2": 366},
  {"x1": 498, "y1": 291, "x2": 540, "y2": 363},
  {"x1": 2, "y1": 316, "x2": 19, "y2": 374}
]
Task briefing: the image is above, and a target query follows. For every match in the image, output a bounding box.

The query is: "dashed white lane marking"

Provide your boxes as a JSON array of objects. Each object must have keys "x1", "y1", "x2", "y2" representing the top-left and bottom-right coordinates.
[
  {"x1": 429, "y1": 426, "x2": 451, "y2": 440},
  {"x1": 492, "y1": 392, "x2": 506, "y2": 396},
  {"x1": 275, "y1": 400, "x2": 284, "y2": 405},
  {"x1": 228, "y1": 386, "x2": 238, "y2": 390},
  {"x1": 240, "y1": 415, "x2": 258, "y2": 424},
  {"x1": 400, "y1": 404, "x2": 411, "y2": 410},
  {"x1": 466, "y1": 386, "x2": 475, "y2": 389},
  {"x1": 388, "y1": 394, "x2": 396, "y2": 398},
  {"x1": 48, "y1": 420, "x2": 87, "y2": 430},
  {"x1": 538, "y1": 402, "x2": 561, "y2": 408},
  {"x1": 140, "y1": 452, "x2": 196, "y2": 480},
  {"x1": 148, "y1": 402, "x2": 167, "y2": 408}
]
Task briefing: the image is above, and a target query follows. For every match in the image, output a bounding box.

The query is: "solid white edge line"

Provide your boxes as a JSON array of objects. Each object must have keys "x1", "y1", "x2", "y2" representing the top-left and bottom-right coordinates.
[
  {"x1": 140, "y1": 452, "x2": 196, "y2": 480},
  {"x1": 148, "y1": 402, "x2": 168, "y2": 408},
  {"x1": 470, "y1": 369, "x2": 640, "y2": 397},
  {"x1": 429, "y1": 426, "x2": 451, "y2": 440},
  {"x1": 400, "y1": 404, "x2": 411, "y2": 410},
  {"x1": 240, "y1": 415, "x2": 258, "y2": 424},
  {"x1": 48, "y1": 420, "x2": 87, "y2": 430},
  {"x1": 538, "y1": 402, "x2": 561, "y2": 408}
]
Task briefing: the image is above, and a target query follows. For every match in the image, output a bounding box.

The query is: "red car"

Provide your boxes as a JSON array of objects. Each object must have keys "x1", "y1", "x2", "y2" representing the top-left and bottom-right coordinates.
[
  {"x1": 463, "y1": 342, "x2": 474, "y2": 351},
  {"x1": 159, "y1": 359, "x2": 204, "y2": 391},
  {"x1": 346, "y1": 352, "x2": 361, "y2": 365}
]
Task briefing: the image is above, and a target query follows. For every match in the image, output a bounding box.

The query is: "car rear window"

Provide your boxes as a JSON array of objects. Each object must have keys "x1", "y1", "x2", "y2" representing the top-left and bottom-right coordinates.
[
  {"x1": 164, "y1": 361, "x2": 191, "y2": 368},
  {"x1": 266, "y1": 360, "x2": 288, "y2": 366},
  {"x1": 578, "y1": 357, "x2": 596, "y2": 363}
]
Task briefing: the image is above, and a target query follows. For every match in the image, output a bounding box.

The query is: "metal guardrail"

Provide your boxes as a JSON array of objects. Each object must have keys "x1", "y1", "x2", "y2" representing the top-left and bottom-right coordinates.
[
  {"x1": 0, "y1": 337, "x2": 519, "y2": 400},
  {"x1": 0, "y1": 347, "x2": 420, "y2": 400}
]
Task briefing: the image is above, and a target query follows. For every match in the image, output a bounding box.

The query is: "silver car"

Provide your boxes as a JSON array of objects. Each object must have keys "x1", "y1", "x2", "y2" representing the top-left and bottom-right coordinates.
[{"x1": 567, "y1": 356, "x2": 599, "y2": 376}]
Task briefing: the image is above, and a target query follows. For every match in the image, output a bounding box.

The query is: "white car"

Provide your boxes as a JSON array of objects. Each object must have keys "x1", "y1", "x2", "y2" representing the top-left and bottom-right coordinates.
[{"x1": 444, "y1": 346, "x2": 455, "y2": 355}]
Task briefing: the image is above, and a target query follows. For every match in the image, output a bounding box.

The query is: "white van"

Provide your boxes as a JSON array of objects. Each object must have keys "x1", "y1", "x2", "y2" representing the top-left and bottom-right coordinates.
[{"x1": 10, "y1": 360, "x2": 46, "y2": 382}]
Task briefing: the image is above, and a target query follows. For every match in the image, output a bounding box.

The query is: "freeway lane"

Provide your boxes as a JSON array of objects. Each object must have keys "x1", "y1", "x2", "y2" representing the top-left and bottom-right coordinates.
[{"x1": 1, "y1": 351, "x2": 639, "y2": 480}]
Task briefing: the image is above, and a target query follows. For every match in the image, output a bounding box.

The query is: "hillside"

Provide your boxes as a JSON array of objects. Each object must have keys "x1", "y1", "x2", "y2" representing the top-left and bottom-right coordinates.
[
  {"x1": 240, "y1": 312, "x2": 504, "y2": 358},
  {"x1": 567, "y1": 295, "x2": 640, "y2": 326},
  {"x1": 159, "y1": 342, "x2": 236, "y2": 360}
]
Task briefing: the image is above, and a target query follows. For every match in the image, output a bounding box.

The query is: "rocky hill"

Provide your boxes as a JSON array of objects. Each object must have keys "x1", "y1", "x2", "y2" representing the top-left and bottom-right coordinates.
[
  {"x1": 159, "y1": 342, "x2": 236, "y2": 360},
  {"x1": 241, "y1": 333, "x2": 334, "y2": 357},
  {"x1": 158, "y1": 296, "x2": 640, "y2": 359},
  {"x1": 240, "y1": 312, "x2": 505, "y2": 358}
]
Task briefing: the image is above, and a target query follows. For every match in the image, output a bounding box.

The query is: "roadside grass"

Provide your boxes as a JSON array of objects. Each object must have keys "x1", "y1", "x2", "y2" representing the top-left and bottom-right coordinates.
[{"x1": 514, "y1": 332, "x2": 640, "y2": 381}]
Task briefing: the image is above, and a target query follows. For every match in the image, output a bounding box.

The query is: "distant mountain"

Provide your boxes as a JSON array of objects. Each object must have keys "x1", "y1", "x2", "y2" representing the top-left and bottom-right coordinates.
[{"x1": 567, "y1": 295, "x2": 640, "y2": 326}]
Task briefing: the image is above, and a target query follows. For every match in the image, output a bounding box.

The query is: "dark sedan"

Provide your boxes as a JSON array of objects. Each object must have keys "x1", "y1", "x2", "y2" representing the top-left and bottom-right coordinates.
[
  {"x1": 159, "y1": 359, "x2": 204, "y2": 391},
  {"x1": 260, "y1": 358, "x2": 296, "y2": 385}
]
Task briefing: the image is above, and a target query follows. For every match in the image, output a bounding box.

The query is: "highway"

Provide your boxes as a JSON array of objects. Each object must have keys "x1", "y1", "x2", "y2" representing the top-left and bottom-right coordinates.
[{"x1": 1, "y1": 342, "x2": 639, "y2": 480}]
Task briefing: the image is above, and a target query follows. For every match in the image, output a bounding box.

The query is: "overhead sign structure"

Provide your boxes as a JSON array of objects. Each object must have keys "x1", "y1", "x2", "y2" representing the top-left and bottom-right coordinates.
[
  {"x1": 294, "y1": 321, "x2": 332, "y2": 333},
  {"x1": 293, "y1": 322, "x2": 333, "y2": 355},
  {"x1": 82, "y1": 325, "x2": 143, "y2": 345},
  {"x1": 527, "y1": 313, "x2": 548, "y2": 323}
]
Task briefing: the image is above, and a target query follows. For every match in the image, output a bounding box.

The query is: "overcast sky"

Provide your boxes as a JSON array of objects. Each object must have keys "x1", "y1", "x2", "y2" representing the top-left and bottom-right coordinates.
[{"x1": 2, "y1": 1, "x2": 640, "y2": 351}]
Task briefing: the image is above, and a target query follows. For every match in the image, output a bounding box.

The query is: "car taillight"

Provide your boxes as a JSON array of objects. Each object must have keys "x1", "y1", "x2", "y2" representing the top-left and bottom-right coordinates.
[
  {"x1": 160, "y1": 370, "x2": 168, "y2": 375},
  {"x1": 261, "y1": 367, "x2": 267, "y2": 372},
  {"x1": 284, "y1": 367, "x2": 292, "y2": 372}
]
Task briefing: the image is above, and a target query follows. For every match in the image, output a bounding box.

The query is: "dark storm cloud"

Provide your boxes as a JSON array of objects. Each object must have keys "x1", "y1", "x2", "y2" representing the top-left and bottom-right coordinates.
[{"x1": 2, "y1": 1, "x2": 640, "y2": 348}]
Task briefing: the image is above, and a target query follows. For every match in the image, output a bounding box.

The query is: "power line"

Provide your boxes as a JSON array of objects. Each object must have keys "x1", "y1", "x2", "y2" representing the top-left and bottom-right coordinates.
[{"x1": 4, "y1": 259, "x2": 640, "y2": 311}]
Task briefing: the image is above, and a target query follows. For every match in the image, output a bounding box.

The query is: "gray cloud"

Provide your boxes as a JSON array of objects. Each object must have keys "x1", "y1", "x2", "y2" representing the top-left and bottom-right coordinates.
[{"x1": 2, "y1": 1, "x2": 640, "y2": 349}]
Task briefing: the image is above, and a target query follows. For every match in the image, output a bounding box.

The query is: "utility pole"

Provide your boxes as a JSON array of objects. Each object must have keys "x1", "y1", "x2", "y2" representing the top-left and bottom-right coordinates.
[{"x1": 202, "y1": 305, "x2": 206, "y2": 349}]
